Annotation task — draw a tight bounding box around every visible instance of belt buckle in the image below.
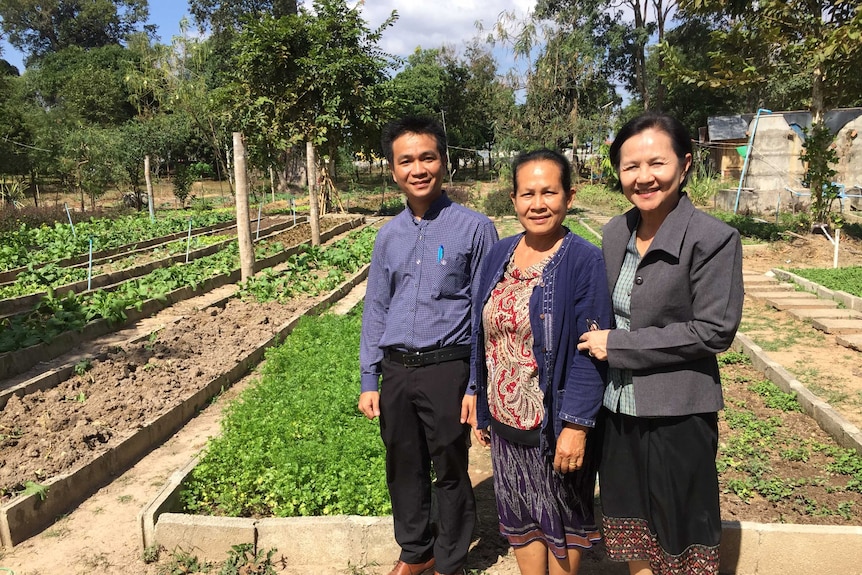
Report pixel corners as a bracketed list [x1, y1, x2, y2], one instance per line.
[403, 351, 423, 367]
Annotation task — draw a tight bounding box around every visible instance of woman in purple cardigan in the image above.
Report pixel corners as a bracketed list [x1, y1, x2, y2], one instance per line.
[578, 113, 744, 575]
[470, 149, 612, 575]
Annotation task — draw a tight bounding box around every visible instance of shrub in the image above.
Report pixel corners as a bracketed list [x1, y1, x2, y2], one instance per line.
[446, 184, 471, 205]
[172, 165, 194, 208]
[483, 186, 513, 217]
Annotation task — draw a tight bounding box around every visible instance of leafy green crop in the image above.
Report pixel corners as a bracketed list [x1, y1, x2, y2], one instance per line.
[788, 266, 862, 298]
[238, 226, 377, 303]
[179, 308, 390, 518]
[0, 210, 235, 272]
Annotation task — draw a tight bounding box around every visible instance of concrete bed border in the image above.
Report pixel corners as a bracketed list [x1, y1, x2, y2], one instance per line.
[0, 219, 369, 549]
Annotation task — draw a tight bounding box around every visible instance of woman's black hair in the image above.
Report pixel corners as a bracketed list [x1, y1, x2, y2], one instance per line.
[608, 113, 693, 190]
[511, 148, 573, 196]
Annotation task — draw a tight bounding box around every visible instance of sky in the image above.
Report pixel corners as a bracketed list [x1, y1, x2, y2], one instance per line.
[1, 0, 537, 73]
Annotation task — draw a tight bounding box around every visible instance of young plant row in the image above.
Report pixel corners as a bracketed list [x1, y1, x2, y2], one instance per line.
[180, 345, 862, 522]
[236, 226, 377, 303]
[0, 225, 377, 355]
[0, 209, 236, 272]
[179, 307, 391, 518]
[717, 351, 862, 521]
[788, 265, 862, 298]
[0, 234, 232, 300]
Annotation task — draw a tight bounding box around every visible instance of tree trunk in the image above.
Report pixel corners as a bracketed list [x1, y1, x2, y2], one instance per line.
[306, 140, 321, 246]
[269, 166, 276, 203]
[233, 132, 256, 281]
[30, 171, 38, 207]
[145, 155, 155, 221]
[631, 0, 650, 109]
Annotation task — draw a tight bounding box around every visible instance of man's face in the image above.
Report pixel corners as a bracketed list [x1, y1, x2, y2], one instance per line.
[390, 132, 445, 209]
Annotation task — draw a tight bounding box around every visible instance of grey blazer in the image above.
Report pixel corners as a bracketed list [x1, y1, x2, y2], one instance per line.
[603, 194, 744, 417]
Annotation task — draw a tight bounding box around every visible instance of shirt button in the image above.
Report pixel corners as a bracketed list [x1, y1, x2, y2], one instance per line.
[416, 259, 421, 264]
[635, 276, 643, 285]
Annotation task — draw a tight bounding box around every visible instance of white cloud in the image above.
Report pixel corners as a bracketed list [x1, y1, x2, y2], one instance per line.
[359, 0, 536, 59]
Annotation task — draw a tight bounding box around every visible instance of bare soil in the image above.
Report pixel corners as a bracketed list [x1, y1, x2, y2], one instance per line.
[1, 210, 862, 575]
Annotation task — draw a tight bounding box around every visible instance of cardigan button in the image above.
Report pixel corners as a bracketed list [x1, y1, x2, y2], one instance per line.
[635, 276, 643, 285]
[539, 313, 545, 319]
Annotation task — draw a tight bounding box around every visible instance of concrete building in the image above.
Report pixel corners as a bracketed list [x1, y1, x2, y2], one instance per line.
[706, 109, 862, 215]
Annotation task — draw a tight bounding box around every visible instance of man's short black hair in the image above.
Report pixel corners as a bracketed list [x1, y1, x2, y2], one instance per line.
[381, 116, 448, 165]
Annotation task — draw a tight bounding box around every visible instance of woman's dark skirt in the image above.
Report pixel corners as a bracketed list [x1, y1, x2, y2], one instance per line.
[598, 408, 721, 574]
[490, 431, 601, 558]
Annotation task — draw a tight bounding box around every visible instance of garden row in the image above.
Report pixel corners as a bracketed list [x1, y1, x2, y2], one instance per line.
[0, 210, 237, 274]
[0, 215, 333, 378]
[0, 220, 378, 547]
[171, 313, 862, 525]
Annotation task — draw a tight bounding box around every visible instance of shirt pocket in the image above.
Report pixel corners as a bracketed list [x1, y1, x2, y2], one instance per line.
[430, 252, 469, 299]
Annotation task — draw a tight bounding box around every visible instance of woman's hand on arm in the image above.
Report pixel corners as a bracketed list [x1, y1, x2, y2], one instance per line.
[553, 423, 589, 474]
[577, 329, 610, 361]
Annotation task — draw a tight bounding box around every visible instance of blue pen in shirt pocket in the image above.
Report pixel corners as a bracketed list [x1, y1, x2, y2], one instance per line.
[437, 244, 446, 265]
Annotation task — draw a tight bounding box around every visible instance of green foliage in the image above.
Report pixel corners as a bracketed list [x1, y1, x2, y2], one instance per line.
[748, 380, 802, 412]
[0, 210, 235, 272]
[685, 147, 731, 207]
[718, 351, 750, 366]
[483, 186, 514, 217]
[573, 183, 630, 214]
[172, 165, 194, 208]
[788, 266, 862, 298]
[564, 217, 601, 247]
[229, 1, 396, 161]
[179, 308, 391, 518]
[74, 358, 93, 376]
[157, 548, 211, 575]
[142, 544, 161, 564]
[218, 544, 277, 575]
[800, 123, 841, 226]
[0, 0, 149, 58]
[22, 480, 49, 500]
[238, 226, 376, 303]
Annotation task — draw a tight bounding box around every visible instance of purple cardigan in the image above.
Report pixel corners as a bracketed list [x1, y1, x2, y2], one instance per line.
[470, 229, 612, 452]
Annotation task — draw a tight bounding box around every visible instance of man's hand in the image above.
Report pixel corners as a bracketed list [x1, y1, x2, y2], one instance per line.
[358, 391, 381, 420]
[461, 393, 476, 426]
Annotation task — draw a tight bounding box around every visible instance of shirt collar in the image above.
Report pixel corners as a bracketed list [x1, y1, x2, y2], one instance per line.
[408, 191, 451, 223]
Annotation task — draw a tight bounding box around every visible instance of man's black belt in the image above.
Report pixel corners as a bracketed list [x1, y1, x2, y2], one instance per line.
[386, 345, 471, 367]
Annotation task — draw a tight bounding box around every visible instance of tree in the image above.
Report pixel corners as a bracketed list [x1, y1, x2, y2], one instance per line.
[24, 45, 136, 126]
[125, 26, 234, 194]
[536, 0, 680, 110]
[0, 0, 153, 62]
[189, 0, 298, 35]
[58, 126, 124, 210]
[460, 42, 515, 172]
[228, 0, 396, 243]
[489, 7, 619, 154]
[664, 0, 862, 223]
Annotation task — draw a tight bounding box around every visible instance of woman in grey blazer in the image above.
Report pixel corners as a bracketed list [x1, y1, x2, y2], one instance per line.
[577, 113, 744, 575]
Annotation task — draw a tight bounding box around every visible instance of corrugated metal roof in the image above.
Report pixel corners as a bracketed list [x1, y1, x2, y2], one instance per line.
[707, 115, 752, 141]
[707, 108, 862, 141]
